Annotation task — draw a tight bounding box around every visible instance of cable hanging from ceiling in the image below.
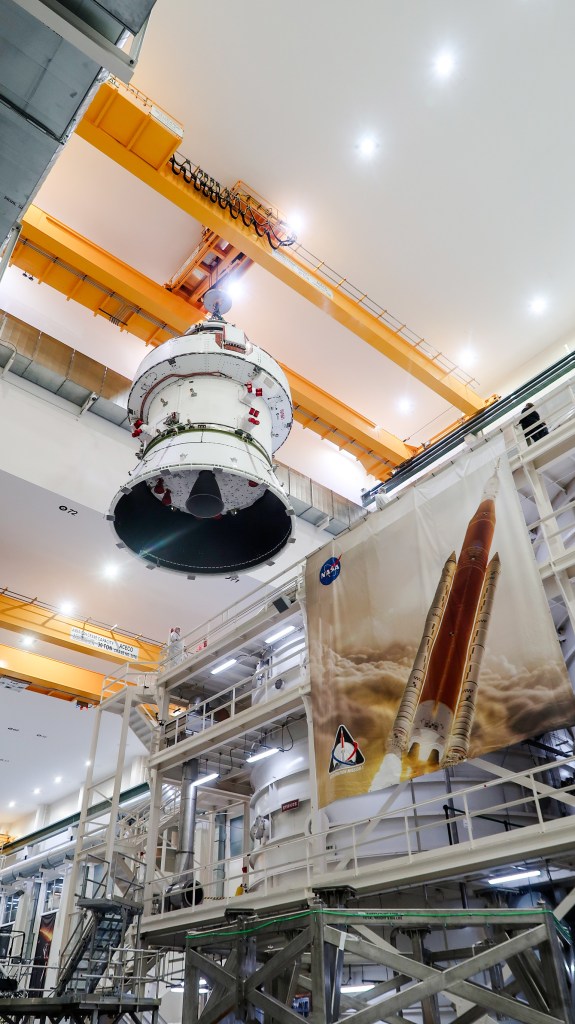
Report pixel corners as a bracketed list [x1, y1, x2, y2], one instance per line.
[169, 154, 296, 251]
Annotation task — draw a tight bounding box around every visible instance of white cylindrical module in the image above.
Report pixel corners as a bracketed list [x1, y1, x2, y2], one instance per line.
[108, 320, 295, 575]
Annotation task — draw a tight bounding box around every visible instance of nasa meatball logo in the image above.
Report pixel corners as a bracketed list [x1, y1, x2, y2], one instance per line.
[329, 724, 365, 775]
[319, 554, 342, 586]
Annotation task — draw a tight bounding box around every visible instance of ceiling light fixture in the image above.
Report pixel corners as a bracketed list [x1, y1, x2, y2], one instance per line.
[225, 278, 243, 301]
[33, 788, 40, 795]
[434, 49, 455, 79]
[357, 136, 377, 158]
[8, 801, 15, 808]
[398, 397, 413, 414]
[246, 747, 279, 764]
[85, 760, 91, 766]
[210, 658, 237, 675]
[54, 776, 62, 783]
[341, 984, 375, 994]
[459, 347, 477, 369]
[21, 635, 34, 648]
[286, 212, 304, 236]
[488, 870, 541, 886]
[191, 772, 219, 788]
[59, 601, 74, 616]
[529, 296, 548, 316]
[264, 625, 296, 644]
[103, 564, 119, 579]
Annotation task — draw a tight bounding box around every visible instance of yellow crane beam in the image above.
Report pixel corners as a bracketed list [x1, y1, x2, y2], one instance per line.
[284, 368, 415, 472]
[75, 79, 490, 417]
[14, 206, 202, 345]
[0, 643, 105, 704]
[12, 207, 416, 473]
[0, 592, 161, 668]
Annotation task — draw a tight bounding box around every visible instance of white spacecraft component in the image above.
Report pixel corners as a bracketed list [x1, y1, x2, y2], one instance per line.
[108, 316, 295, 574]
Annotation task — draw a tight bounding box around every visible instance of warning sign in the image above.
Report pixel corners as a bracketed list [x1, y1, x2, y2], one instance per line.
[329, 724, 365, 775]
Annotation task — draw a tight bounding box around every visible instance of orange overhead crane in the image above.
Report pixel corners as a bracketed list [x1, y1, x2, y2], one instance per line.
[72, 78, 491, 417]
[0, 590, 161, 668]
[8, 78, 497, 479]
[12, 207, 417, 478]
[0, 642, 105, 705]
[165, 226, 252, 309]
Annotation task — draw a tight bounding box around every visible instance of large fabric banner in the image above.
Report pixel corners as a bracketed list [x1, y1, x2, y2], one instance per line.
[307, 441, 575, 809]
[29, 911, 56, 993]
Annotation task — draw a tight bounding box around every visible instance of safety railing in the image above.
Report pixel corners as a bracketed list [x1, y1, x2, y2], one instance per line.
[506, 380, 575, 572]
[56, 944, 165, 999]
[148, 753, 575, 915]
[101, 663, 158, 702]
[0, 956, 59, 996]
[79, 855, 145, 905]
[0, 929, 24, 961]
[157, 567, 303, 675]
[161, 636, 307, 751]
[508, 378, 575, 459]
[286, 239, 479, 389]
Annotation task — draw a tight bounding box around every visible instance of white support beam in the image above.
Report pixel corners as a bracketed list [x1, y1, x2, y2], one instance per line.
[553, 885, 575, 921]
[472, 757, 575, 811]
[10, 0, 140, 82]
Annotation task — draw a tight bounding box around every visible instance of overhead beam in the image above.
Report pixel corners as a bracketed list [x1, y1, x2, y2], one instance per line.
[284, 366, 414, 464]
[12, 208, 414, 473]
[0, 592, 161, 667]
[0, 642, 105, 704]
[75, 79, 488, 416]
[14, 205, 201, 345]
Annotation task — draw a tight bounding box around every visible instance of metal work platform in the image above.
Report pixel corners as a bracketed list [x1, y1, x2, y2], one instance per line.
[0, 994, 159, 1024]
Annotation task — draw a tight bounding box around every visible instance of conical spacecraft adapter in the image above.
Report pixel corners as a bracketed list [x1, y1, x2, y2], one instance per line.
[108, 317, 295, 575]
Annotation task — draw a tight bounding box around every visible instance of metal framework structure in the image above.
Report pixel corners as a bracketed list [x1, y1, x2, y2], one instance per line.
[0, 993, 160, 1024]
[71, 79, 488, 416]
[165, 227, 252, 310]
[4, 380, 575, 1022]
[181, 903, 574, 1024]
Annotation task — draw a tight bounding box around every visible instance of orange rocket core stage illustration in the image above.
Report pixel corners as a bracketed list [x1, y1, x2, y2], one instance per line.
[369, 469, 502, 791]
[417, 491, 496, 719]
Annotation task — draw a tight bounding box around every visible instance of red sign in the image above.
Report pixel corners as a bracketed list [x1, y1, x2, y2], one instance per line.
[281, 799, 299, 812]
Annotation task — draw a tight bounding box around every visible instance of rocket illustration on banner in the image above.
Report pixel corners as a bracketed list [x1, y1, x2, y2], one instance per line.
[370, 468, 501, 790]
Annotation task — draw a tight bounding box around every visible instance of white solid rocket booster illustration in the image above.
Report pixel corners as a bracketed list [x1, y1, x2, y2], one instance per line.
[370, 469, 500, 790]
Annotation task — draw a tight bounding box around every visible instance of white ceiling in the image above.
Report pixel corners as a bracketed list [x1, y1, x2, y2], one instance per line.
[4, 0, 575, 447]
[0, 468, 327, 643]
[2, 0, 575, 830]
[0, 687, 146, 829]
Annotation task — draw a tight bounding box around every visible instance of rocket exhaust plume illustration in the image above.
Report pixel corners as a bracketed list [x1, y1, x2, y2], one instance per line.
[370, 469, 501, 789]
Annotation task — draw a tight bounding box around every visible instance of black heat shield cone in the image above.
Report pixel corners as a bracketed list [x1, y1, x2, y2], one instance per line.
[113, 481, 293, 574]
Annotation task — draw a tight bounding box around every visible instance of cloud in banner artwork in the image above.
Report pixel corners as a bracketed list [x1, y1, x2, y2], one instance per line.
[312, 643, 574, 805]
[307, 449, 575, 809]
